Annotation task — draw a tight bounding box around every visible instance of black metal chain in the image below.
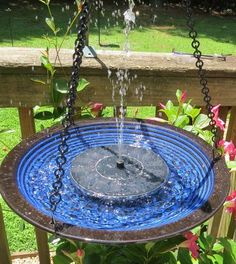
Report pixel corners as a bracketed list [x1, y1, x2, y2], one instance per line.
[185, 0, 221, 161]
[49, 1, 90, 233]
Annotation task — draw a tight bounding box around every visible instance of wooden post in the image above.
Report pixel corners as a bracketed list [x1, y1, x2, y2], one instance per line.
[207, 107, 230, 238]
[0, 204, 12, 264]
[219, 106, 230, 139]
[227, 217, 236, 239]
[208, 207, 224, 238]
[18, 107, 51, 264]
[226, 107, 236, 145]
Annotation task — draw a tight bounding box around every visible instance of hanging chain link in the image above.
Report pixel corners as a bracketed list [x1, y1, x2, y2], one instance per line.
[185, 0, 221, 161]
[49, 1, 90, 233]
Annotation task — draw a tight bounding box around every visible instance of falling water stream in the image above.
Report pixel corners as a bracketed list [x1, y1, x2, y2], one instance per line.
[114, 0, 136, 164]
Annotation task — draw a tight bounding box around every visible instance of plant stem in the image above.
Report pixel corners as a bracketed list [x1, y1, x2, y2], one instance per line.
[54, 11, 81, 66]
[47, 3, 53, 20]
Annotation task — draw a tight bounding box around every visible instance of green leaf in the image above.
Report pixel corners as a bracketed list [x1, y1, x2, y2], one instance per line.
[183, 125, 194, 132]
[160, 108, 179, 124]
[48, 234, 61, 244]
[213, 253, 223, 264]
[186, 108, 201, 121]
[145, 242, 155, 253]
[193, 114, 210, 129]
[122, 245, 146, 264]
[154, 252, 177, 264]
[149, 236, 185, 257]
[197, 130, 214, 145]
[53, 107, 66, 120]
[40, 55, 55, 75]
[109, 256, 130, 264]
[54, 79, 69, 94]
[53, 79, 68, 105]
[55, 241, 72, 255]
[53, 254, 72, 264]
[45, 18, 56, 33]
[84, 254, 101, 264]
[213, 243, 224, 252]
[38, 0, 47, 5]
[176, 89, 182, 103]
[34, 111, 53, 120]
[183, 103, 193, 113]
[177, 248, 192, 264]
[77, 78, 90, 92]
[166, 100, 174, 110]
[199, 254, 214, 264]
[174, 115, 189, 128]
[30, 78, 46, 85]
[182, 100, 193, 112]
[199, 235, 210, 251]
[227, 161, 236, 169]
[219, 238, 236, 263]
[45, 17, 60, 34]
[0, 129, 15, 134]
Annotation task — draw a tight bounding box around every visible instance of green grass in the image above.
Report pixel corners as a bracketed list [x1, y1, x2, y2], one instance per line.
[0, 108, 36, 253]
[0, 108, 55, 252]
[0, 2, 235, 54]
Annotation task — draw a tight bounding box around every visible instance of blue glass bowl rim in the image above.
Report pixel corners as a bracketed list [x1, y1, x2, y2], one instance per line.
[0, 118, 230, 244]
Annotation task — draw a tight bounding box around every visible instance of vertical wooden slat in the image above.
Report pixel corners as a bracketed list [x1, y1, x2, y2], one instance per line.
[35, 228, 51, 263]
[212, 107, 236, 238]
[226, 172, 236, 239]
[226, 107, 236, 145]
[227, 217, 236, 239]
[208, 207, 224, 238]
[218, 106, 230, 139]
[206, 107, 229, 238]
[155, 106, 159, 117]
[217, 172, 236, 237]
[0, 204, 12, 264]
[18, 107, 51, 264]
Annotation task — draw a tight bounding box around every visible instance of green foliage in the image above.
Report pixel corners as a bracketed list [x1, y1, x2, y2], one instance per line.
[0, 198, 37, 253]
[1, 2, 236, 55]
[52, 236, 185, 264]
[51, 230, 236, 264]
[31, 1, 97, 123]
[159, 89, 213, 144]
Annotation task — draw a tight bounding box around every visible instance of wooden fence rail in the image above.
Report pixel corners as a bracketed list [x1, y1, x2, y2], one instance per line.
[0, 47, 236, 263]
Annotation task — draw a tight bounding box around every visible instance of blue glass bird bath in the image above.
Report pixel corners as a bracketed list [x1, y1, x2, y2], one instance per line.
[0, 119, 230, 243]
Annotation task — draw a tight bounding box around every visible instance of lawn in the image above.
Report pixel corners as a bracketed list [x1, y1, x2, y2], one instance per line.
[0, 0, 236, 254]
[0, 2, 235, 55]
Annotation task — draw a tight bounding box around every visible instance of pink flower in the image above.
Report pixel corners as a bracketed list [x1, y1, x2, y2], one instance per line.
[218, 140, 236, 161]
[159, 103, 165, 109]
[91, 103, 104, 112]
[179, 231, 199, 259]
[211, 104, 225, 131]
[180, 90, 187, 103]
[76, 249, 85, 258]
[224, 191, 236, 219]
[89, 102, 104, 116]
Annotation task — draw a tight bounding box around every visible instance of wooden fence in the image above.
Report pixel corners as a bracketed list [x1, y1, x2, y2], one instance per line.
[0, 47, 235, 263]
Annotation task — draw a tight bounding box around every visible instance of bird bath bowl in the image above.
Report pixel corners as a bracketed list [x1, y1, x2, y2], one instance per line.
[0, 118, 230, 243]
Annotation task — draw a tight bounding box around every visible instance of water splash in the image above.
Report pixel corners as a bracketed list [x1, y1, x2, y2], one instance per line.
[123, 0, 135, 55]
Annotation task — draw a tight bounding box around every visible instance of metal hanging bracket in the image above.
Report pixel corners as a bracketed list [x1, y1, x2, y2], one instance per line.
[83, 45, 97, 58]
